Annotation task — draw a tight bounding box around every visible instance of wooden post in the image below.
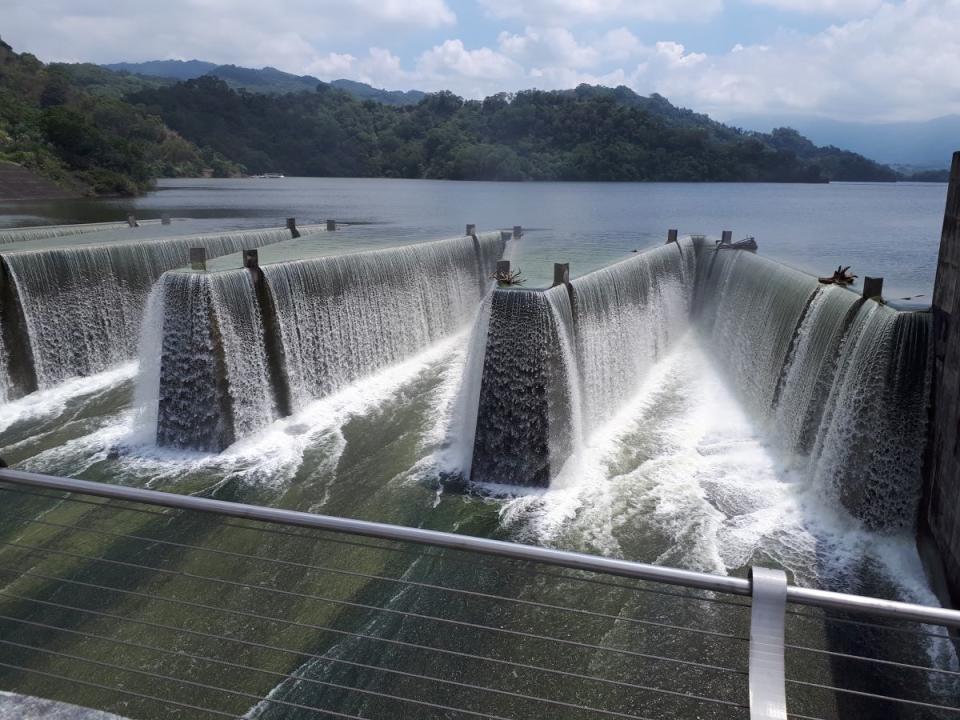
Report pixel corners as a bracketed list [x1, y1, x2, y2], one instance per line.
[721, 230, 733, 245]
[190, 247, 207, 271]
[552, 263, 570, 287]
[326, 219, 336, 232]
[862, 277, 883, 299]
[667, 229, 678, 244]
[466, 224, 477, 237]
[513, 225, 523, 239]
[286, 217, 300, 238]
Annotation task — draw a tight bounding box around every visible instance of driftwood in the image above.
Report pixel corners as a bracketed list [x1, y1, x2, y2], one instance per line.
[717, 236, 758, 251]
[492, 268, 525, 286]
[819, 265, 858, 285]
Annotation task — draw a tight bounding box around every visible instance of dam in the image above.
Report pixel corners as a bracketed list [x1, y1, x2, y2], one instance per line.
[0, 222, 321, 402]
[0, 171, 958, 719]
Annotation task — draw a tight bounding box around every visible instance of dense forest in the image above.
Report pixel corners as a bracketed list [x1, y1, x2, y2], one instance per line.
[0, 39, 237, 195]
[130, 77, 899, 183]
[0, 36, 927, 195]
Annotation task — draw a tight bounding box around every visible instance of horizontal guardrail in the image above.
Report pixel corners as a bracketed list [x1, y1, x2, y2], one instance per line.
[0, 467, 957, 720]
[0, 467, 957, 629]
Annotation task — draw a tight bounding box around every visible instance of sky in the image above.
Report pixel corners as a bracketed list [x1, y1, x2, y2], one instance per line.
[2, 0, 959, 123]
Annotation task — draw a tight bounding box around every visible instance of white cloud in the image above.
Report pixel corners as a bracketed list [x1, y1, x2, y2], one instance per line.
[2, 0, 455, 65]
[645, 0, 960, 121]
[746, 0, 884, 16]
[477, 0, 723, 23]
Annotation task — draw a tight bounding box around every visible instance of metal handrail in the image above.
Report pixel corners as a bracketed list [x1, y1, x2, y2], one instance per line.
[1, 467, 958, 629]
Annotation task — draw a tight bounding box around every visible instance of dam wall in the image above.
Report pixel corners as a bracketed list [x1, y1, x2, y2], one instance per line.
[925, 151, 960, 606]
[696, 246, 930, 531]
[467, 239, 696, 487]
[0, 219, 161, 245]
[465, 237, 930, 521]
[148, 231, 507, 451]
[0, 224, 312, 402]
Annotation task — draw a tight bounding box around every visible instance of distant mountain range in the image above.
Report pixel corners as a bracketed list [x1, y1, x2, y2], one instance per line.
[730, 114, 960, 169]
[102, 59, 426, 106]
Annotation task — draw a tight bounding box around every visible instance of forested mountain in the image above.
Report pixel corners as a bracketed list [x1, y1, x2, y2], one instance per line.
[129, 77, 899, 182]
[0, 37, 916, 194]
[0, 39, 238, 195]
[98, 59, 425, 105]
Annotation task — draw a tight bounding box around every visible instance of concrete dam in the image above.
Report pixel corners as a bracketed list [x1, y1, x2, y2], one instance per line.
[0, 223, 319, 402]
[143, 231, 508, 450]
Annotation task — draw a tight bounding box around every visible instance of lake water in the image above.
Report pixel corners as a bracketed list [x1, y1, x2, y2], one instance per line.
[2, 177, 947, 297]
[0, 178, 954, 718]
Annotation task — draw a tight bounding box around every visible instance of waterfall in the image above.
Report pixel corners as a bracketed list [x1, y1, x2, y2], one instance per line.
[465, 240, 696, 488]
[264, 233, 505, 411]
[470, 285, 577, 488]
[811, 303, 930, 529]
[570, 241, 695, 431]
[0, 220, 161, 245]
[696, 247, 931, 530]
[152, 269, 278, 450]
[773, 285, 862, 453]
[696, 249, 819, 417]
[150, 232, 506, 450]
[0, 226, 304, 398]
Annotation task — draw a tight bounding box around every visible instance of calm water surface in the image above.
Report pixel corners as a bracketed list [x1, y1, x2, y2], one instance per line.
[1, 177, 947, 297]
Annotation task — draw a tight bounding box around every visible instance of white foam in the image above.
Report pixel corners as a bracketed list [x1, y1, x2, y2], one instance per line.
[0, 362, 137, 434]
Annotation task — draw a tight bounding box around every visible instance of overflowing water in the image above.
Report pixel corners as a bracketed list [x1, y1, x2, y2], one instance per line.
[0, 220, 160, 245]
[0, 226, 307, 401]
[265, 233, 504, 411]
[145, 232, 506, 450]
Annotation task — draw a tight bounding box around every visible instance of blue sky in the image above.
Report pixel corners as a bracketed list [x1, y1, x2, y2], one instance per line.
[3, 0, 959, 122]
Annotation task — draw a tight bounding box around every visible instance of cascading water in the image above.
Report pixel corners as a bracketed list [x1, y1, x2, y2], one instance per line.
[465, 240, 696, 488]
[695, 246, 931, 530]
[811, 303, 930, 529]
[570, 241, 695, 431]
[470, 285, 577, 488]
[0, 219, 160, 245]
[263, 233, 505, 411]
[151, 269, 278, 450]
[150, 232, 506, 450]
[695, 248, 819, 416]
[0, 226, 303, 399]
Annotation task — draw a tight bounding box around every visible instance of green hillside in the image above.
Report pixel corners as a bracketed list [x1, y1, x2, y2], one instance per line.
[130, 77, 899, 182]
[0, 39, 237, 196]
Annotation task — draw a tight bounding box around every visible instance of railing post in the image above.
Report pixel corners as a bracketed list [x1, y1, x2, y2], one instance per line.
[749, 567, 788, 720]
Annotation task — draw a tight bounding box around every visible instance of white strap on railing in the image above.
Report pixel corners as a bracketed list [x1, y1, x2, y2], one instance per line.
[749, 567, 788, 720]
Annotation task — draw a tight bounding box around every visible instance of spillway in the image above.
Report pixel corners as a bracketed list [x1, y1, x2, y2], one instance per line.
[0, 225, 311, 402]
[463, 238, 930, 527]
[0, 219, 161, 245]
[148, 232, 507, 451]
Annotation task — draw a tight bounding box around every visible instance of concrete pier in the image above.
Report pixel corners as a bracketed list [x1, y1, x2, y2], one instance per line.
[552, 263, 570, 287]
[513, 225, 523, 239]
[190, 247, 207, 271]
[862, 277, 883, 300]
[326, 220, 336, 232]
[287, 218, 300, 238]
[721, 230, 733, 245]
[924, 150, 960, 607]
[466, 224, 477, 237]
[667, 229, 678, 244]
[496, 260, 510, 275]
